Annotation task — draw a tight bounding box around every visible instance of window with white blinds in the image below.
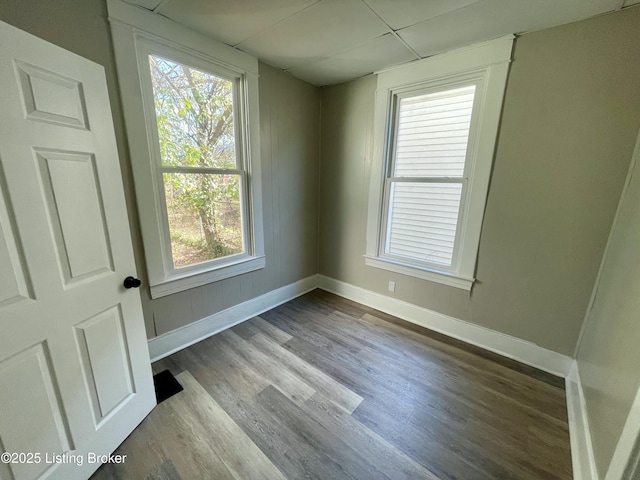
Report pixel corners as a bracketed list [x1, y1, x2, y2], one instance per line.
[365, 36, 512, 290]
[384, 85, 475, 268]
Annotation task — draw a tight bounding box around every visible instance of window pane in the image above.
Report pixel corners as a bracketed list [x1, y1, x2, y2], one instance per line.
[163, 173, 244, 268]
[386, 182, 462, 267]
[394, 85, 475, 178]
[149, 55, 236, 169]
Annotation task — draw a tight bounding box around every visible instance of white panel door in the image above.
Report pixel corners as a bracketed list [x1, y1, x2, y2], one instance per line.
[0, 20, 156, 480]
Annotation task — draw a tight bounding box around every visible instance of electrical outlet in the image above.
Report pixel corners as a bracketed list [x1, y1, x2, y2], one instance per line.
[388, 280, 396, 292]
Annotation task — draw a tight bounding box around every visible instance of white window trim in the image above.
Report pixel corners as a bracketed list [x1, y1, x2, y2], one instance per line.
[365, 36, 514, 291]
[108, 0, 264, 299]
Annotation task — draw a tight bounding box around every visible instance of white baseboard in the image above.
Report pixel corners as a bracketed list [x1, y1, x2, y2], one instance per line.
[148, 272, 573, 377]
[147, 275, 318, 362]
[604, 370, 640, 480]
[566, 362, 598, 480]
[317, 275, 573, 377]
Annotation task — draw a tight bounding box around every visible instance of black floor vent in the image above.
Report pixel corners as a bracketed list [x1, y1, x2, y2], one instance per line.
[153, 369, 183, 404]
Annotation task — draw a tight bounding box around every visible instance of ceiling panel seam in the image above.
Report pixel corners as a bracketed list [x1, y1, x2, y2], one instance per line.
[232, 0, 322, 47]
[359, 0, 421, 59]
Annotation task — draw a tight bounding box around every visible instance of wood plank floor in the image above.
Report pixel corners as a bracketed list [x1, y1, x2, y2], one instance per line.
[91, 290, 572, 480]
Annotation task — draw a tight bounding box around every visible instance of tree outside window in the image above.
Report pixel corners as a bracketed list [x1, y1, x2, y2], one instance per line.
[149, 55, 244, 268]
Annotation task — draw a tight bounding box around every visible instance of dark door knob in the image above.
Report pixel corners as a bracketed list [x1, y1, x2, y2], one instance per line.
[123, 276, 141, 289]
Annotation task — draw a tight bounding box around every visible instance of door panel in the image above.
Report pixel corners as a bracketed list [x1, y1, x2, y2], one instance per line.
[0, 170, 33, 307]
[35, 149, 114, 284]
[0, 343, 73, 480]
[75, 306, 134, 422]
[0, 19, 155, 480]
[15, 60, 89, 129]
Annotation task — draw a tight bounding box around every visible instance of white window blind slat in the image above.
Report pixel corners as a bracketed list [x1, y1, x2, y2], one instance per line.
[393, 192, 462, 200]
[390, 230, 457, 244]
[393, 194, 462, 204]
[399, 110, 473, 123]
[398, 135, 469, 143]
[399, 100, 474, 120]
[397, 124, 471, 136]
[401, 91, 475, 107]
[398, 116, 472, 130]
[390, 246, 453, 263]
[400, 98, 474, 114]
[397, 146, 468, 154]
[391, 223, 460, 234]
[391, 216, 459, 228]
[394, 169, 465, 177]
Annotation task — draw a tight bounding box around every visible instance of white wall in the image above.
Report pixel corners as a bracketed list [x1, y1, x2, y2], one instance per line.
[576, 131, 640, 477]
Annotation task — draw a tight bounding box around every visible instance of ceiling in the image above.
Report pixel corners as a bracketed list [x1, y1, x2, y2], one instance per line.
[123, 0, 638, 86]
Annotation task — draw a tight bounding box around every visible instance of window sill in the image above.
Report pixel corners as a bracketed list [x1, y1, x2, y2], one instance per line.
[364, 255, 474, 291]
[149, 255, 265, 299]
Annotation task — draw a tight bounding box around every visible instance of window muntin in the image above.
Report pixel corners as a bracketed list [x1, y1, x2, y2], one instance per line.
[148, 54, 248, 271]
[381, 84, 476, 270]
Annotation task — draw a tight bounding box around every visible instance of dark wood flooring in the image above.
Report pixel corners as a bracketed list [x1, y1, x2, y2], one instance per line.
[91, 289, 572, 480]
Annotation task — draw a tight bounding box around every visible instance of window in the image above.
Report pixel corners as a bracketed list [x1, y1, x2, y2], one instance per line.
[108, 0, 264, 298]
[385, 85, 475, 268]
[366, 37, 513, 290]
[149, 55, 246, 269]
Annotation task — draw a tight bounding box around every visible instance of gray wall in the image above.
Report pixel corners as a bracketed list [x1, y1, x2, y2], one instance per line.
[0, 0, 321, 338]
[318, 6, 640, 356]
[576, 140, 640, 475]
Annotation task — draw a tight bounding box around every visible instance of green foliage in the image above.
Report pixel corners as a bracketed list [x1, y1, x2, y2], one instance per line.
[150, 55, 243, 267]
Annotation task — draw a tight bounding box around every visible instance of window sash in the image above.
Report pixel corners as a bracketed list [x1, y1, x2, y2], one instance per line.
[148, 54, 243, 171]
[157, 170, 249, 275]
[391, 85, 476, 180]
[379, 84, 477, 272]
[144, 50, 254, 275]
[381, 177, 466, 270]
